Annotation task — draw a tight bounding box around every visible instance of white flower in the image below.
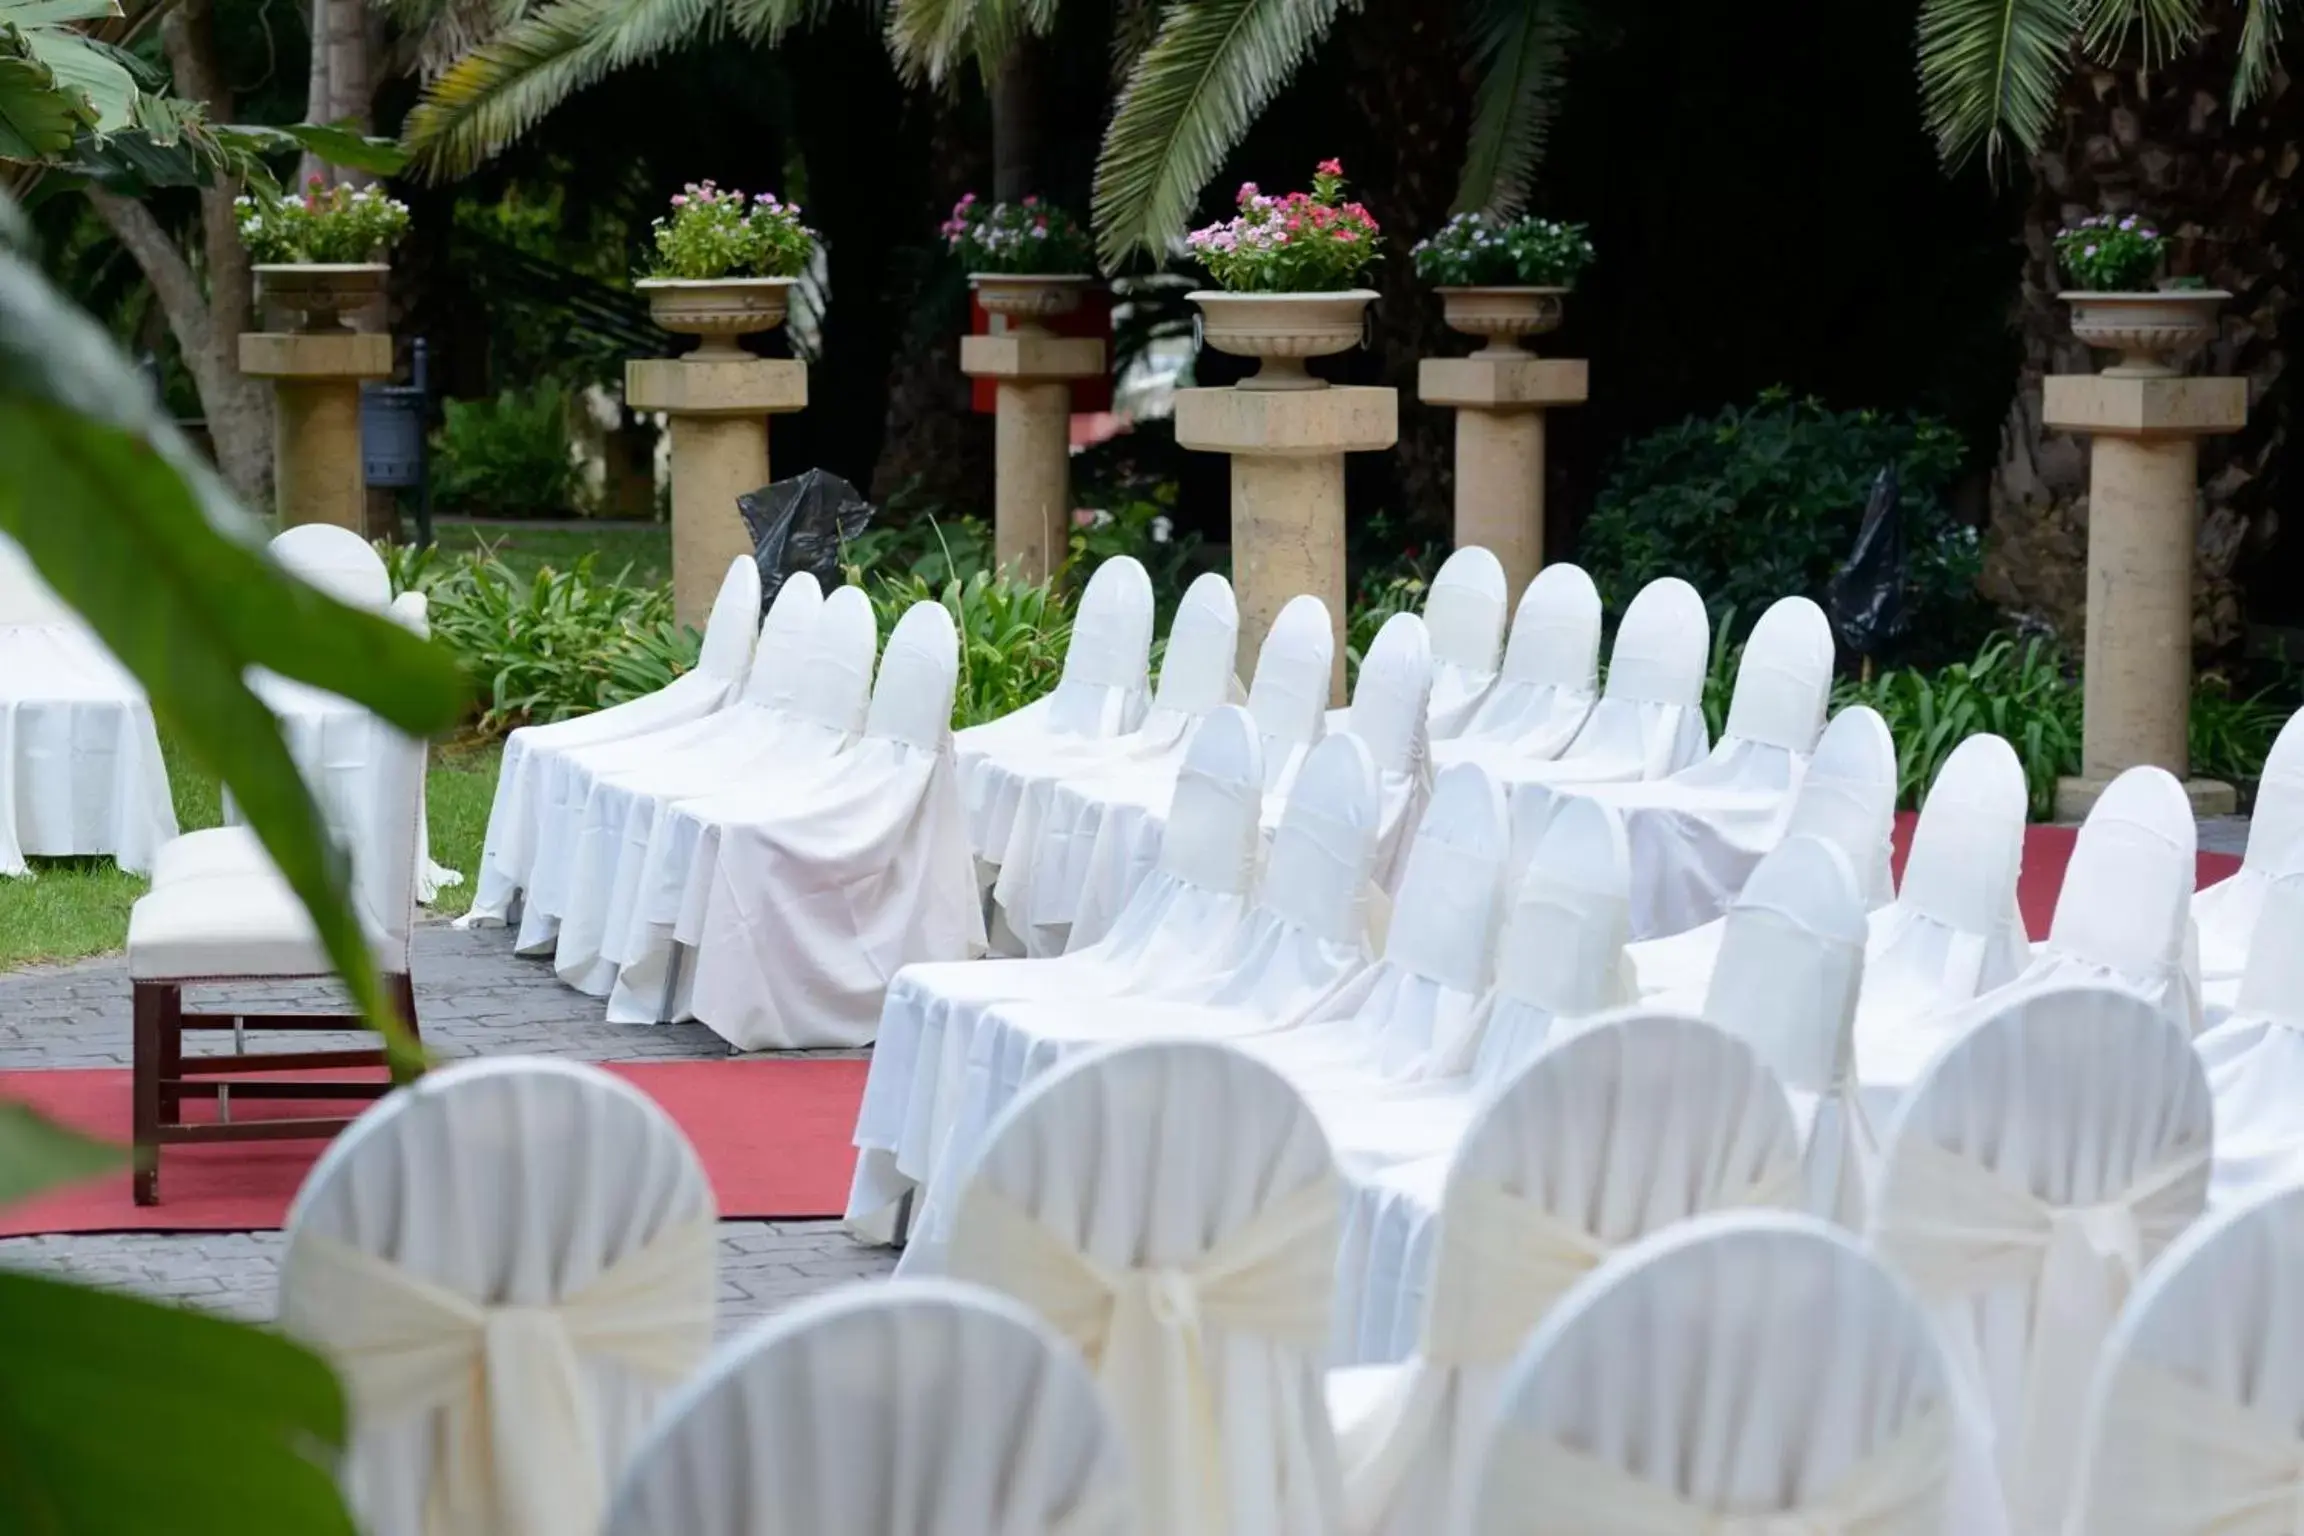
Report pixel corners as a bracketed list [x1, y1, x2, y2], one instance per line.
[1150, 515, 1173, 544]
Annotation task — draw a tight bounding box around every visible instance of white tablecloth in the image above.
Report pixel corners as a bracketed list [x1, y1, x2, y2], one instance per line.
[1, 623, 176, 876]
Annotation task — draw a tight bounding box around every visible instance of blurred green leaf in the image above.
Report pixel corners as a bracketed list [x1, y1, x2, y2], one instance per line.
[0, 1103, 121, 1204]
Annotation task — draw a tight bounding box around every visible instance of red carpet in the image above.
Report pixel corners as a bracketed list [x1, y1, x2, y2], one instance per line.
[0, 1058, 866, 1236]
[1890, 816, 2239, 941]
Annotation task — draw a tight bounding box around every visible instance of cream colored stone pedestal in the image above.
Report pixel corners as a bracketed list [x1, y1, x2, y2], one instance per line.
[2043, 373, 2248, 820]
[239, 331, 394, 532]
[1419, 356, 1587, 598]
[1175, 385, 1398, 703]
[626, 356, 808, 630]
[961, 332, 1105, 583]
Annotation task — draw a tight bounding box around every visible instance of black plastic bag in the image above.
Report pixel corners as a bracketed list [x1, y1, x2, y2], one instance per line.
[737, 469, 876, 613]
[1825, 466, 1909, 662]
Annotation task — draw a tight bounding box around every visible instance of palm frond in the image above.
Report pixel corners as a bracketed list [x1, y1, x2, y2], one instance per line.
[1453, 0, 1579, 218]
[2076, 0, 2199, 69]
[724, 0, 812, 44]
[1109, 0, 1160, 86]
[400, 0, 720, 178]
[1916, 0, 2077, 172]
[1091, 0, 1347, 269]
[883, 0, 972, 79]
[2233, 0, 2294, 107]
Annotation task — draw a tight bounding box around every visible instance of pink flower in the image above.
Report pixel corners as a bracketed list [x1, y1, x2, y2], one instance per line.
[1317, 157, 1343, 176]
[671, 194, 689, 207]
[1336, 230, 1357, 242]
[1072, 508, 1096, 528]
[1022, 194, 1039, 207]
[1238, 181, 1259, 202]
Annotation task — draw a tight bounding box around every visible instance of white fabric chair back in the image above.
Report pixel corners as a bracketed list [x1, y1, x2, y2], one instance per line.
[1156, 704, 1266, 897]
[696, 557, 766, 681]
[1786, 705, 1898, 906]
[1049, 556, 1155, 732]
[1425, 546, 1507, 675]
[1867, 984, 2212, 1533]
[1599, 576, 1710, 707]
[2238, 862, 2304, 1022]
[789, 583, 879, 734]
[363, 706, 427, 963]
[1383, 763, 1508, 995]
[1899, 732, 2028, 935]
[279, 1059, 717, 1536]
[2240, 708, 2304, 879]
[2068, 1183, 2304, 1536]
[1346, 611, 1434, 780]
[1470, 1213, 1958, 1535]
[270, 523, 392, 611]
[2045, 766, 2197, 998]
[950, 1039, 1345, 1536]
[1245, 594, 1335, 790]
[1474, 799, 1633, 1085]
[1258, 731, 1382, 946]
[1704, 835, 1865, 1097]
[735, 571, 821, 708]
[1500, 562, 1601, 692]
[605, 1280, 1130, 1536]
[863, 600, 960, 750]
[0, 532, 73, 627]
[1149, 571, 1240, 717]
[1720, 595, 1835, 752]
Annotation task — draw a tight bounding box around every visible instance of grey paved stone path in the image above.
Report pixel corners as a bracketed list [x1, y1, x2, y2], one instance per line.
[0, 924, 895, 1338]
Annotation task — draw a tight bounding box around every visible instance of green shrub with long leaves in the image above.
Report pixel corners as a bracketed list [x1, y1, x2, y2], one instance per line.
[861, 567, 1076, 729]
[2192, 674, 2293, 792]
[1835, 634, 2080, 820]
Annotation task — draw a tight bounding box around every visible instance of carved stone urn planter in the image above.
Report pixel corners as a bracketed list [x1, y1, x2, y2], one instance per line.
[253, 263, 389, 333]
[636, 277, 796, 356]
[1436, 285, 1567, 357]
[2061, 289, 2229, 377]
[1188, 289, 1377, 391]
[970, 273, 1094, 334]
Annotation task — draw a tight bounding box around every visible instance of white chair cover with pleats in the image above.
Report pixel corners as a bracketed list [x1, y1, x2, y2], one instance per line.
[678, 601, 980, 1049]
[277, 1058, 717, 1536]
[466, 555, 759, 925]
[2194, 707, 2304, 1020]
[1331, 1014, 1803, 1535]
[2067, 1183, 2304, 1536]
[1866, 985, 2212, 1535]
[1862, 730, 2031, 1014]
[950, 1040, 1346, 1536]
[1470, 1212, 1982, 1536]
[605, 1280, 1132, 1536]
[845, 706, 1268, 1242]
[1435, 562, 1601, 767]
[2195, 861, 2304, 1208]
[1701, 834, 1872, 1227]
[1008, 593, 1332, 958]
[1422, 546, 1506, 738]
[954, 554, 1154, 797]
[898, 732, 1383, 1277]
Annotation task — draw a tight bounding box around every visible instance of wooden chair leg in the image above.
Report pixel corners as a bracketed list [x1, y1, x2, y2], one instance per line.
[155, 986, 183, 1124]
[131, 982, 170, 1206]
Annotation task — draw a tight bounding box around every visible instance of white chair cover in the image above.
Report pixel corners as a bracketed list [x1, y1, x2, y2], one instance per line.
[1422, 546, 1506, 739]
[950, 1039, 1346, 1536]
[1333, 610, 1434, 896]
[2194, 707, 2304, 1019]
[898, 731, 1383, 1277]
[2067, 1183, 2304, 1536]
[1702, 834, 1872, 1227]
[268, 523, 393, 609]
[465, 556, 759, 925]
[1333, 1015, 1802, 1535]
[0, 532, 177, 876]
[1436, 562, 1601, 767]
[2195, 860, 2304, 1208]
[1024, 595, 1332, 957]
[604, 1280, 1131, 1536]
[845, 705, 1267, 1242]
[681, 600, 979, 1048]
[1866, 985, 2212, 1534]
[277, 1059, 716, 1536]
[1471, 1211, 1972, 1535]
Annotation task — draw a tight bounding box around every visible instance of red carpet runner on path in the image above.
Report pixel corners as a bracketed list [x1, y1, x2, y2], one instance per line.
[0, 826, 2243, 1236]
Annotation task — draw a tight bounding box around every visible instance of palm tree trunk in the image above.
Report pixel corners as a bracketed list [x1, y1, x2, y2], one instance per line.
[1983, 11, 2298, 655]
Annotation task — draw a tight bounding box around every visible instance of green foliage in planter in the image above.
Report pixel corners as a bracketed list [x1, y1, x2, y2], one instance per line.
[942, 193, 1097, 275]
[647, 182, 816, 280]
[429, 379, 580, 519]
[2055, 214, 2164, 292]
[1412, 213, 1594, 288]
[234, 178, 411, 263]
[1578, 389, 1986, 666]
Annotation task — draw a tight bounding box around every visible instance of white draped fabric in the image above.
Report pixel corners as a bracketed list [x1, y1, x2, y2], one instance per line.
[2194, 864, 2304, 1207]
[2068, 1184, 2304, 1536]
[949, 1040, 1347, 1536]
[1469, 1214, 1977, 1536]
[1433, 562, 1601, 767]
[2193, 708, 2303, 1020]
[604, 1281, 1132, 1536]
[1329, 1014, 1803, 1536]
[465, 556, 760, 925]
[1865, 984, 2211, 1535]
[1420, 546, 1506, 739]
[278, 1059, 717, 1536]
[844, 705, 1269, 1242]
[0, 533, 176, 876]
[680, 602, 980, 1049]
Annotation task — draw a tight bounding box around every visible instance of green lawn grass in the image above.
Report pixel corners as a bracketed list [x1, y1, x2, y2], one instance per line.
[421, 519, 671, 588]
[0, 737, 503, 972]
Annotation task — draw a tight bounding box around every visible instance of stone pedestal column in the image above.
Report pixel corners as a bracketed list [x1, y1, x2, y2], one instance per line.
[1419, 355, 1587, 598]
[1175, 386, 1398, 704]
[626, 356, 807, 630]
[2043, 372, 2248, 819]
[239, 331, 393, 531]
[960, 331, 1105, 582]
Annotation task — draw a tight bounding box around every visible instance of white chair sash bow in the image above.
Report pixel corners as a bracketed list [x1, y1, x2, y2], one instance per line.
[2083, 1362, 2304, 1535]
[282, 1218, 717, 1536]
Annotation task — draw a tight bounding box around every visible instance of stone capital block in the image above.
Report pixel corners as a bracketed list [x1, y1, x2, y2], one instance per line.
[1173, 384, 1398, 459]
[2042, 374, 2249, 439]
[1418, 356, 1589, 411]
[626, 356, 808, 418]
[960, 333, 1106, 382]
[238, 330, 393, 381]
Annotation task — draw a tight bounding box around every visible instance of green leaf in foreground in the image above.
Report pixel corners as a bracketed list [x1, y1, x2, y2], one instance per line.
[0, 1270, 353, 1535]
[0, 1102, 121, 1205]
